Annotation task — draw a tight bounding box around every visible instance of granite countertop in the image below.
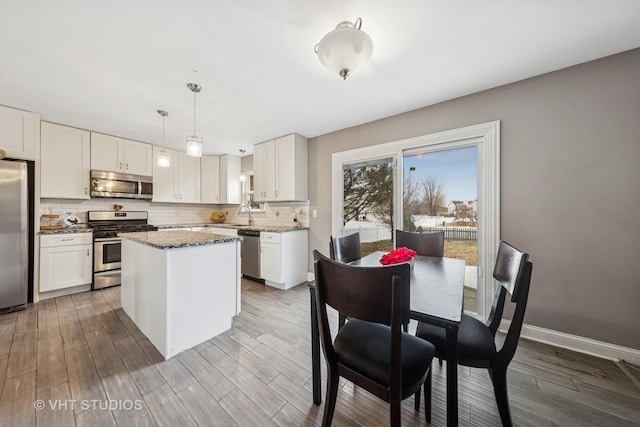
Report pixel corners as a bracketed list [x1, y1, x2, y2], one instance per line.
[121, 230, 240, 249]
[39, 227, 92, 235]
[156, 223, 308, 233]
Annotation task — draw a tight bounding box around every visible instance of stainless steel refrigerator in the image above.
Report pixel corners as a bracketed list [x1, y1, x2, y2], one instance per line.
[0, 159, 29, 312]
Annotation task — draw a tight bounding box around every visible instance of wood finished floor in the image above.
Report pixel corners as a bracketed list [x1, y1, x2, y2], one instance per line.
[0, 279, 639, 426]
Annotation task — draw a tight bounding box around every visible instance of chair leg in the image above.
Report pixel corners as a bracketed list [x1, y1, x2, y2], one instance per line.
[322, 371, 339, 427]
[489, 367, 513, 427]
[390, 393, 401, 427]
[338, 313, 346, 329]
[414, 387, 420, 410]
[424, 368, 432, 423]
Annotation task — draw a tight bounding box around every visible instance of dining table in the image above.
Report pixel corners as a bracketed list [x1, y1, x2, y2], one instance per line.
[309, 251, 466, 426]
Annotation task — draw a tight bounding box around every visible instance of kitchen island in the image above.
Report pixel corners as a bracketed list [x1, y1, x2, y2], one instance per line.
[120, 230, 241, 359]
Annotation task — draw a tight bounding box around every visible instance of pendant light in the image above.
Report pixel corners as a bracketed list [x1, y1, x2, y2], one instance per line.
[315, 18, 373, 80]
[156, 110, 170, 168]
[186, 83, 203, 157]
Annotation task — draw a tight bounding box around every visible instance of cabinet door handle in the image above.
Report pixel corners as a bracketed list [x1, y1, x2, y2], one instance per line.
[120, 162, 123, 170]
[84, 187, 88, 194]
[61, 238, 73, 241]
[86, 249, 90, 256]
[126, 163, 129, 170]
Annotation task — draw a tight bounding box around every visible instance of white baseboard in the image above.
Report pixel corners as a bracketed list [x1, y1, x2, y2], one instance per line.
[500, 320, 640, 366]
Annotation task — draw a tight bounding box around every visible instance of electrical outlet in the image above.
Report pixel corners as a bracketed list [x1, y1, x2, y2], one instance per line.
[312, 209, 318, 218]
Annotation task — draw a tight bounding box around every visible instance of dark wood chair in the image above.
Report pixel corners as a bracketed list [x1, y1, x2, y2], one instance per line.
[313, 250, 435, 426]
[395, 229, 444, 257]
[415, 241, 533, 427]
[329, 233, 362, 328]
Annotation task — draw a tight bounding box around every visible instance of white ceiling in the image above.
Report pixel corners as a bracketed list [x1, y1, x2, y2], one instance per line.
[2, 1, 640, 156]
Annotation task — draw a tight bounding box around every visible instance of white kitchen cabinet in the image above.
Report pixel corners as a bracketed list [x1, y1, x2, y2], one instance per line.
[220, 154, 241, 204]
[178, 151, 201, 203]
[39, 233, 93, 293]
[0, 105, 39, 160]
[253, 141, 275, 202]
[200, 155, 220, 203]
[91, 132, 153, 176]
[152, 147, 201, 203]
[41, 122, 91, 199]
[260, 230, 308, 290]
[253, 134, 307, 202]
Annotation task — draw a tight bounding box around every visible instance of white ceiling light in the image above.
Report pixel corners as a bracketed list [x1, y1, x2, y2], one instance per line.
[315, 18, 373, 80]
[186, 83, 203, 157]
[157, 109, 170, 168]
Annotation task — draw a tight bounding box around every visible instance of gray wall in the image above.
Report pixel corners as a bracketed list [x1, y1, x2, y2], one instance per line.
[307, 48, 640, 350]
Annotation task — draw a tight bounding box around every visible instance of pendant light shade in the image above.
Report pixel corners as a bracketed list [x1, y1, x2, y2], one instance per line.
[157, 109, 170, 168]
[315, 18, 373, 80]
[186, 135, 203, 157]
[186, 83, 203, 157]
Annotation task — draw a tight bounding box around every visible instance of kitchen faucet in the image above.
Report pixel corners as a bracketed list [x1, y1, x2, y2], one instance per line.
[238, 205, 254, 225]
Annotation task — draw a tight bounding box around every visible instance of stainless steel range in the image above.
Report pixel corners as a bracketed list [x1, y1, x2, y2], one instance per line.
[88, 211, 158, 290]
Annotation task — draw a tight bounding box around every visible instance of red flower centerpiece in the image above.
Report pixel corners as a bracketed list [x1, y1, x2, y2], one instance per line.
[380, 247, 417, 266]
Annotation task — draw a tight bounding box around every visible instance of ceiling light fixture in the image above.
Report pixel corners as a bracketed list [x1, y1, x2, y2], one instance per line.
[186, 83, 203, 157]
[315, 17, 373, 80]
[157, 110, 170, 168]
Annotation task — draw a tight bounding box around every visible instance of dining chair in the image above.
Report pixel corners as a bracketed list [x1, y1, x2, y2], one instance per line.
[414, 241, 533, 427]
[395, 229, 445, 257]
[313, 250, 435, 426]
[329, 232, 362, 328]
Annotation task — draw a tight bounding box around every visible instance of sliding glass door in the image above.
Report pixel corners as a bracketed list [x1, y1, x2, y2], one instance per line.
[332, 121, 499, 318]
[403, 146, 480, 313]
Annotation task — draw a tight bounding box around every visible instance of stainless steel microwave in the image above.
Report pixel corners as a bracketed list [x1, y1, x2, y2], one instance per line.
[90, 170, 153, 200]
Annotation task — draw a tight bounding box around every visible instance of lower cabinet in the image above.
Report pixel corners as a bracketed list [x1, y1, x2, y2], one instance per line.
[40, 233, 93, 293]
[260, 230, 308, 290]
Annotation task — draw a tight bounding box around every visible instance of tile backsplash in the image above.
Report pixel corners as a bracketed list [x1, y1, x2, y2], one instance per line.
[40, 198, 310, 228]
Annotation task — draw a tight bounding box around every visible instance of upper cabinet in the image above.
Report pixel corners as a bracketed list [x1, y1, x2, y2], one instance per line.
[91, 132, 152, 176]
[220, 154, 241, 204]
[0, 105, 40, 161]
[253, 134, 307, 202]
[152, 147, 201, 203]
[41, 122, 91, 199]
[253, 141, 275, 202]
[201, 155, 221, 204]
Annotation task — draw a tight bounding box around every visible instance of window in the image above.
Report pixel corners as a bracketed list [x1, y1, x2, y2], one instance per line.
[341, 158, 394, 255]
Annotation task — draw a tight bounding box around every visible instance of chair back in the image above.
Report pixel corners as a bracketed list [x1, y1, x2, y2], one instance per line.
[329, 232, 362, 263]
[313, 250, 410, 327]
[395, 230, 444, 257]
[493, 241, 529, 301]
[490, 241, 533, 364]
[484, 241, 528, 333]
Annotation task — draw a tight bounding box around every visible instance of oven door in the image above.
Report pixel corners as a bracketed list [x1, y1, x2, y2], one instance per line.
[94, 237, 121, 272]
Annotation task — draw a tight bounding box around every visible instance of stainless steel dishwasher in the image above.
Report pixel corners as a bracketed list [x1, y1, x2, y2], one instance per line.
[238, 229, 261, 281]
